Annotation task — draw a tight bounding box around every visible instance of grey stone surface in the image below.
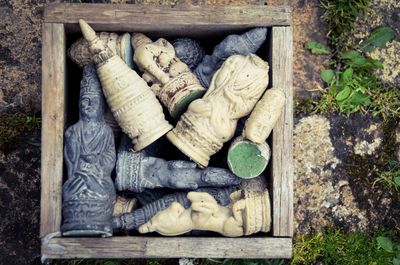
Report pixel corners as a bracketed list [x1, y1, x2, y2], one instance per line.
[62, 64, 116, 237]
[115, 134, 241, 192]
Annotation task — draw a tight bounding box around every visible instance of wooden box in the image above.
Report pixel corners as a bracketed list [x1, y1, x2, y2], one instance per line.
[41, 3, 293, 262]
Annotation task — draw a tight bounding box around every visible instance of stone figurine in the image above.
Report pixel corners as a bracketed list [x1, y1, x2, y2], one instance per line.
[227, 136, 271, 179]
[131, 33, 206, 118]
[167, 54, 269, 167]
[195, 28, 267, 88]
[115, 134, 241, 192]
[79, 19, 172, 151]
[138, 188, 271, 237]
[171, 38, 205, 70]
[244, 87, 286, 144]
[61, 64, 116, 237]
[113, 186, 238, 231]
[68, 32, 134, 68]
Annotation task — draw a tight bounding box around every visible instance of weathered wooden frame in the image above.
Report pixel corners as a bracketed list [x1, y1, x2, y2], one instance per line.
[41, 3, 293, 262]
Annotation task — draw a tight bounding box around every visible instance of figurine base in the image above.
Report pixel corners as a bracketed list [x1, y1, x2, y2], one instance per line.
[62, 224, 113, 237]
[227, 139, 270, 179]
[133, 123, 172, 151]
[167, 130, 209, 168]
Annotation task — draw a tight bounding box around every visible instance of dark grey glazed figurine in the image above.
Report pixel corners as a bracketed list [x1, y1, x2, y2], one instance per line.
[115, 135, 241, 192]
[62, 64, 116, 237]
[171, 38, 205, 70]
[194, 27, 268, 88]
[112, 186, 238, 230]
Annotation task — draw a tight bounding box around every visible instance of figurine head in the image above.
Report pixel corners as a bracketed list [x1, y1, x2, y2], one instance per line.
[79, 64, 105, 122]
[131, 33, 153, 49]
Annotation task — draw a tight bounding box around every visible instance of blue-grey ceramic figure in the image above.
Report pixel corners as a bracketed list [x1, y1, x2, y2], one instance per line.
[194, 27, 267, 88]
[62, 64, 116, 237]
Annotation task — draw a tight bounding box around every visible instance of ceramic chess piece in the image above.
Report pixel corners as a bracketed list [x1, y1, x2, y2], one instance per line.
[138, 186, 271, 237]
[112, 186, 237, 231]
[167, 54, 269, 167]
[195, 28, 267, 88]
[131, 33, 206, 118]
[244, 87, 285, 144]
[61, 64, 116, 237]
[115, 134, 241, 192]
[78, 20, 172, 151]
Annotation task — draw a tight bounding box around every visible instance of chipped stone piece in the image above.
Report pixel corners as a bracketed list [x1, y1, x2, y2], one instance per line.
[167, 54, 269, 167]
[79, 20, 172, 151]
[195, 27, 267, 88]
[62, 64, 116, 237]
[132, 33, 206, 118]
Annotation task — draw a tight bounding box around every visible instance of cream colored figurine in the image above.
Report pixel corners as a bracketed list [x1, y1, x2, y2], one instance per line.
[167, 54, 269, 167]
[113, 196, 137, 217]
[78, 19, 172, 151]
[138, 186, 271, 237]
[244, 87, 285, 143]
[68, 32, 134, 68]
[131, 33, 206, 118]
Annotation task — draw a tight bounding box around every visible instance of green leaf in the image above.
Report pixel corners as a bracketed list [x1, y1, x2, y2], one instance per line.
[306, 41, 331, 55]
[377, 236, 393, 252]
[394, 176, 400, 186]
[336, 87, 351, 101]
[393, 258, 400, 265]
[103, 262, 121, 265]
[351, 91, 370, 105]
[321, 69, 335, 83]
[360, 27, 395, 52]
[342, 68, 354, 82]
[340, 50, 362, 60]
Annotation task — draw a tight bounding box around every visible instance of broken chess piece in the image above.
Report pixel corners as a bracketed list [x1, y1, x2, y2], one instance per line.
[62, 64, 116, 237]
[138, 187, 271, 237]
[195, 27, 267, 88]
[131, 33, 206, 118]
[113, 186, 237, 231]
[115, 134, 241, 193]
[244, 87, 285, 144]
[167, 54, 269, 168]
[79, 19, 172, 151]
[68, 32, 134, 68]
[171, 38, 205, 70]
[227, 136, 271, 179]
[113, 196, 137, 217]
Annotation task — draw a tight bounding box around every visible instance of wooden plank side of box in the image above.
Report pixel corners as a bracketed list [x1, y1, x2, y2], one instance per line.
[44, 3, 291, 34]
[270, 26, 294, 237]
[42, 237, 292, 259]
[40, 22, 66, 238]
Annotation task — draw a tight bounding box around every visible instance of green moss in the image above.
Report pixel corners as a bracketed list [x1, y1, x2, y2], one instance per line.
[0, 112, 41, 153]
[292, 228, 399, 265]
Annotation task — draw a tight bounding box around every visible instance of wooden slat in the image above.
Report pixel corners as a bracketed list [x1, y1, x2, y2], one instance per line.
[271, 26, 294, 237]
[44, 4, 292, 35]
[42, 237, 292, 259]
[40, 23, 66, 238]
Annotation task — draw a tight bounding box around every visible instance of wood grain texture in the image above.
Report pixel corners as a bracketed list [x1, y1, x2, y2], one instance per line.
[40, 22, 66, 238]
[42, 237, 292, 259]
[270, 26, 294, 237]
[44, 3, 291, 35]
